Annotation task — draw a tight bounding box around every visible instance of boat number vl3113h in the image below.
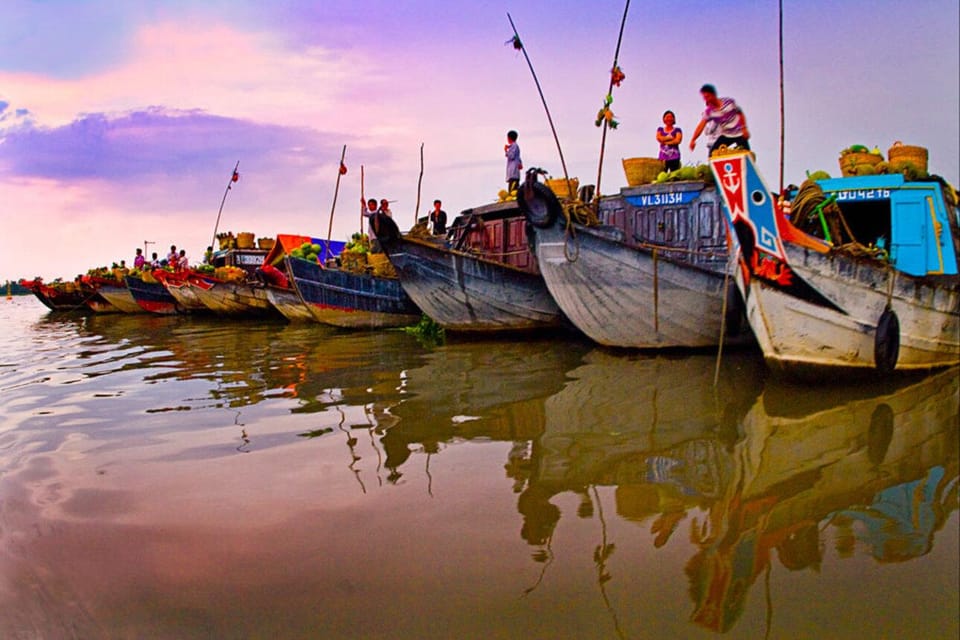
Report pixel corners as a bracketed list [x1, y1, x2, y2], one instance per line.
[626, 191, 699, 207]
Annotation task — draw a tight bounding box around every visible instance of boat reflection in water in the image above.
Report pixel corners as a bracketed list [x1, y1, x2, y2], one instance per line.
[517, 354, 957, 635]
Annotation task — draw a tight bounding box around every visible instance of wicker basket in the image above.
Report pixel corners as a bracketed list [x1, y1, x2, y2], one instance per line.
[340, 251, 367, 273]
[367, 252, 397, 278]
[217, 234, 235, 250]
[887, 142, 928, 173]
[257, 237, 275, 250]
[622, 157, 663, 186]
[236, 232, 255, 249]
[838, 152, 883, 177]
[544, 177, 580, 200]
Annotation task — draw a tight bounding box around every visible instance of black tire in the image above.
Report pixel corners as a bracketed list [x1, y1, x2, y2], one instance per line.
[874, 307, 900, 374]
[724, 281, 745, 337]
[517, 181, 563, 229]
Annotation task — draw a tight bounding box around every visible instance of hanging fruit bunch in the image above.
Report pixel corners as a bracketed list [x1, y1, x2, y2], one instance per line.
[595, 94, 619, 129]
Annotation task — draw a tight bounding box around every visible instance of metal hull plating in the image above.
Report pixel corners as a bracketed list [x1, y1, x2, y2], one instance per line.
[531, 220, 745, 348]
[287, 256, 420, 329]
[740, 245, 960, 374]
[124, 276, 181, 315]
[380, 236, 563, 332]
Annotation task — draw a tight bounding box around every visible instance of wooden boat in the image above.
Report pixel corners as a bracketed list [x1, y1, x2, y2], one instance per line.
[154, 270, 209, 313]
[81, 274, 144, 313]
[709, 151, 960, 375]
[187, 248, 278, 317]
[258, 234, 342, 322]
[371, 203, 565, 331]
[518, 175, 749, 348]
[125, 272, 182, 315]
[19, 278, 91, 312]
[286, 255, 420, 328]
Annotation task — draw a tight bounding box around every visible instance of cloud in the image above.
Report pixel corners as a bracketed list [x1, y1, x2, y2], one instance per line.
[0, 107, 339, 183]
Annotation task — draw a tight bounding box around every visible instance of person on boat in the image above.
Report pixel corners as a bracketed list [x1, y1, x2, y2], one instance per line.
[688, 84, 750, 155]
[203, 246, 214, 264]
[656, 110, 683, 171]
[429, 199, 447, 235]
[167, 245, 178, 265]
[362, 197, 383, 253]
[378, 199, 393, 218]
[150, 252, 161, 268]
[177, 249, 189, 271]
[505, 130, 522, 193]
[133, 248, 146, 269]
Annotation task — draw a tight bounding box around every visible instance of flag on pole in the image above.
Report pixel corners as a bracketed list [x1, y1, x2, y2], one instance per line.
[339, 162, 348, 175]
[232, 170, 240, 182]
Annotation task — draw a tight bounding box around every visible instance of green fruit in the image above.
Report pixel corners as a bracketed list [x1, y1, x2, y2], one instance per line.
[655, 171, 668, 183]
[300, 242, 312, 251]
[310, 243, 321, 253]
[291, 249, 304, 258]
[808, 170, 831, 181]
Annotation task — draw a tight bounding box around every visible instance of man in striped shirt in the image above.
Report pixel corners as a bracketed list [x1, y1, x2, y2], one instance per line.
[688, 84, 750, 155]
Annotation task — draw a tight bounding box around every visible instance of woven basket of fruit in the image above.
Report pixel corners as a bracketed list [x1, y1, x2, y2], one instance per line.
[887, 141, 928, 173]
[622, 158, 663, 186]
[544, 177, 580, 200]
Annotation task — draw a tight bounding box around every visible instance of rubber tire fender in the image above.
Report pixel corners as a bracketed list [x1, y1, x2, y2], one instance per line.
[874, 307, 900, 374]
[517, 181, 563, 229]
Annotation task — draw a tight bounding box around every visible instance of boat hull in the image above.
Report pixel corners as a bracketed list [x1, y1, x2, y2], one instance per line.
[159, 274, 211, 313]
[380, 236, 564, 331]
[263, 284, 314, 322]
[740, 244, 960, 375]
[530, 219, 747, 348]
[24, 283, 90, 312]
[287, 256, 420, 329]
[96, 283, 144, 313]
[191, 279, 275, 317]
[124, 275, 181, 315]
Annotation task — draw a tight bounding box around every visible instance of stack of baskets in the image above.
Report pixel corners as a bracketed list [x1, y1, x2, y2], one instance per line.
[340, 251, 367, 273]
[544, 177, 580, 200]
[887, 141, 928, 173]
[236, 232, 255, 249]
[367, 253, 397, 278]
[838, 151, 883, 177]
[622, 158, 663, 186]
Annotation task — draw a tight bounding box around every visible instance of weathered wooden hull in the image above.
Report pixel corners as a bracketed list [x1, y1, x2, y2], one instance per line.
[263, 283, 314, 322]
[22, 281, 90, 312]
[379, 235, 564, 331]
[124, 275, 181, 315]
[96, 283, 144, 313]
[287, 256, 420, 329]
[161, 277, 210, 313]
[739, 244, 960, 375]
[530, 219, 748, 348]
[190, 279, 275, 317]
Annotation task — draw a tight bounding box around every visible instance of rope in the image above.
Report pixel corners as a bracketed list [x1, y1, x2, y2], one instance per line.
[652, 248, 659, 333]
[713, 268, 731, 387]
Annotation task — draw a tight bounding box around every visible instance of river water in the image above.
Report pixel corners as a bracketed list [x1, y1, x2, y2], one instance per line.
[0, 297, 957, 639]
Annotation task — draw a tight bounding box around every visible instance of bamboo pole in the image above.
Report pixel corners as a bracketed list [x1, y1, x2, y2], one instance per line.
[506, 13, 570, 185]
[415, 143, 424, 228]
[594, 0, 631, 209]
[326, 145, 347, 260]
[210, 160, 240, 250]
[778, 0, 785, 195]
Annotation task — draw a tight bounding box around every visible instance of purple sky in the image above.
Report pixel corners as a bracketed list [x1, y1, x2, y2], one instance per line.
[2, 0, 958, 278]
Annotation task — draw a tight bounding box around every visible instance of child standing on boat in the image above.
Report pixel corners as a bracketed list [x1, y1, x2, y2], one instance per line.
[505, 130, 522, 193]
[689, 84, 750, 154]
[656, 111, 683, 171]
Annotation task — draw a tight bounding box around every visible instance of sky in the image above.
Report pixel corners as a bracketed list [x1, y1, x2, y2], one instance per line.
[2, 0, 958, 279]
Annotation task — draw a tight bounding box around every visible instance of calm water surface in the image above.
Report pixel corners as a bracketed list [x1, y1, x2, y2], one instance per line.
[0, 297, 957, 639]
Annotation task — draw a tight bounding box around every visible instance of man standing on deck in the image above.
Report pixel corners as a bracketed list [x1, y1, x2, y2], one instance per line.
[429, 199, 447, 235]
[505, 130, 522, 193]
[688, 84, 750, 155]
[133, 248, 145, 269]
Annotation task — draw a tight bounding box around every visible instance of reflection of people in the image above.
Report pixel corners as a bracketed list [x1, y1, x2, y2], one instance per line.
[689, 84, 750, 155]
[429, 199, 447, 235]
[656, 110, 683, 172]
[505, 130, 522, 192]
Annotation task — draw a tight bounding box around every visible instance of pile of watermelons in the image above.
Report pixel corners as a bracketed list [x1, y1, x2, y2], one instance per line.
[654, 163, 715, 185]
[195, 263, 216, 274]
[290, 242, 324, 263]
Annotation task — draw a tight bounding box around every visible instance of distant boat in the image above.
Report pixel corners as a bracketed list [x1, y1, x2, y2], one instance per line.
[125, 272, 182, 315]
[518, 175, 749, 348]
[709, 151, 960, 375]
[371, 202, 565, 332]
[19, 278, 91, 312]
[80, 273, 144, 313]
